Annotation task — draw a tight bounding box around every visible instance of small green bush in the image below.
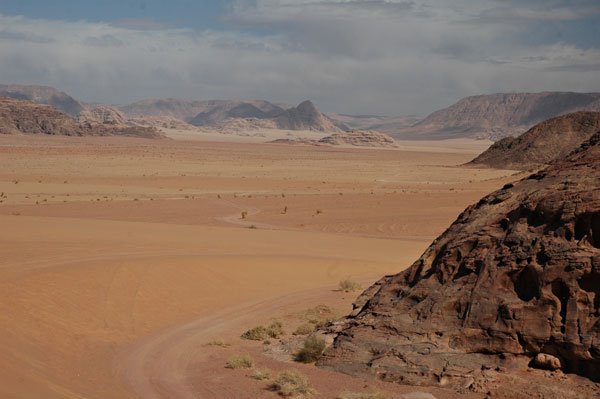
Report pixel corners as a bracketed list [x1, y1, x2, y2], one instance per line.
[295, 334, 326, 363]
[225, 354, 254, 369]
[270, 370, 314, 397]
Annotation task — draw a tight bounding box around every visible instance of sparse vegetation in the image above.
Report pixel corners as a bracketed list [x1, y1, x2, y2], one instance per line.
[266, 320, 285, 338]
[270, 370, 314, 398]
[250, 369, 271, 381]
[241, 211, 248, 219]
[242, 325, 268, 340]
[225, 354, 254, 369]
[295, 334, 326, 363]
[205, 339, 230, 348]
[293, 323, 315, 335]
[315, 209, 323, 215]
[248, 224, 258, 229]
[282, 206, 288, 214]
[337, 391, 388, 399]
[241, 321, 285, 340]
[338, 279, 361, 292]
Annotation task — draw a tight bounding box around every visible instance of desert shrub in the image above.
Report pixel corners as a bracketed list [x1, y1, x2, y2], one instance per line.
[242, 325, 268, 340]
[242, 321, 284, 340]
[338, 279, 361, 292]
[241, 211, 248, 219]
[295, 334, 326, 363]
[248, 224, 258, 229]
[293, 323, 315, 335]
[270, 370, 314, 397]
[337, 392, 388, 399]
[266, 320, 285, 338]
[250, 369, 271, 381]
[225, 354, 254, 369]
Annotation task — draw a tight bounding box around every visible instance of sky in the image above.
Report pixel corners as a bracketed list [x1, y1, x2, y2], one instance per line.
[0, 0, 599, 115]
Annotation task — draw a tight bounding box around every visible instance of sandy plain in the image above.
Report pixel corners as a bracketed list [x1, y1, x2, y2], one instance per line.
[0, 134, 519, 399]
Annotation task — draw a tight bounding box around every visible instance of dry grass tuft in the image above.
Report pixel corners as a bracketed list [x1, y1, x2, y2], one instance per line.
[225, 354, 254, 369]
[338, 279, 361, 292]
[249, 369, 271, 381]
[270, 370, 314, 397]
[242, 321, 285, 340]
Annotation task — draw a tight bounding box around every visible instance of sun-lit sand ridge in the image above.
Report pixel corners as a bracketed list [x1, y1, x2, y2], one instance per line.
[0, 134, 517, 398]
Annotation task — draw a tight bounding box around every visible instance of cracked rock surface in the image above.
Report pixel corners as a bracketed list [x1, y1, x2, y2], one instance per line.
[319, 131, 600, 394]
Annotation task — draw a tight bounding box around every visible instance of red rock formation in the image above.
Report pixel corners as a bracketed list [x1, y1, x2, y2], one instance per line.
[320, 131, 600, 391]
[469, 112, 600, 169]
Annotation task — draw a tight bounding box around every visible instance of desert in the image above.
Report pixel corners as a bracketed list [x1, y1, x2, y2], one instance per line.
[2, 1, 600, 398]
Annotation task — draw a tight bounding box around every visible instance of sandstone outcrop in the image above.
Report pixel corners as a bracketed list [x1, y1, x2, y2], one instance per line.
[469, 112, 600, 169]
[320, 132, 600, 391]
[275, 100, 342, 132]
[0, 96, 162, 138]
[318, 130, 396, 147]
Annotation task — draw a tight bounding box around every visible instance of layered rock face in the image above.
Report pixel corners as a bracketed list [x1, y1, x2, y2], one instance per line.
[320, 132, 600, 388]
[0, 96, 162, 138]
[318, 130, 396, 147]
[469, 112, 600, 169]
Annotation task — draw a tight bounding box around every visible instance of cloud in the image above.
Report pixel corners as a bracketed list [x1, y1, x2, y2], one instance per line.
[0, 1, 598, 115]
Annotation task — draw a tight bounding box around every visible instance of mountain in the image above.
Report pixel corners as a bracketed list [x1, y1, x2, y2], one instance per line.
[0, 84, 84, 117]
[78, 104, 127, 125]
[275, 100, 342, 132]
[328, 113, 422, 133]
[469, 111, 600, 169]
[0, 96, 162, 138]
[121, 98, 285, 123]
[188, 100, 284, 126]
[396, 92, 600, 140]
[319, 131, 600, 395]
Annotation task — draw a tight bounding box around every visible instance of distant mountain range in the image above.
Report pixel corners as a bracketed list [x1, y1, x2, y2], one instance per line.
[395, 92, 600, 140]
[4, 84, 600, 141]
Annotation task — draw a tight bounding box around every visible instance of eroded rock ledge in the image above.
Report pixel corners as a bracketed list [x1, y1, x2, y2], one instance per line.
[319, 132, 600, 394]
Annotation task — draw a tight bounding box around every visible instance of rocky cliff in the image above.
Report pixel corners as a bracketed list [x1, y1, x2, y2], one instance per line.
[320, 131, 600, 393]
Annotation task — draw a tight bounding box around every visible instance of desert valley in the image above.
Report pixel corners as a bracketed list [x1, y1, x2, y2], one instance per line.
[1, 83, 599, 399]
[1, 2, 600, 399]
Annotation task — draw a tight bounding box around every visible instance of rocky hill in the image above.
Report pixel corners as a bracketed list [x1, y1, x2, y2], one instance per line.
[121, 98, 285, 123]
[275, 100, 342, 132]
[396, 92, 600, 140]
[469, 112, 600, 169]
[319, 132, 600, 396]
[318, 130, 396, 147]
[0, 84, 84, 117]
[188, 101, 284, 126]
[79, 104, 127, 125]
[0, 97, 162, 138]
